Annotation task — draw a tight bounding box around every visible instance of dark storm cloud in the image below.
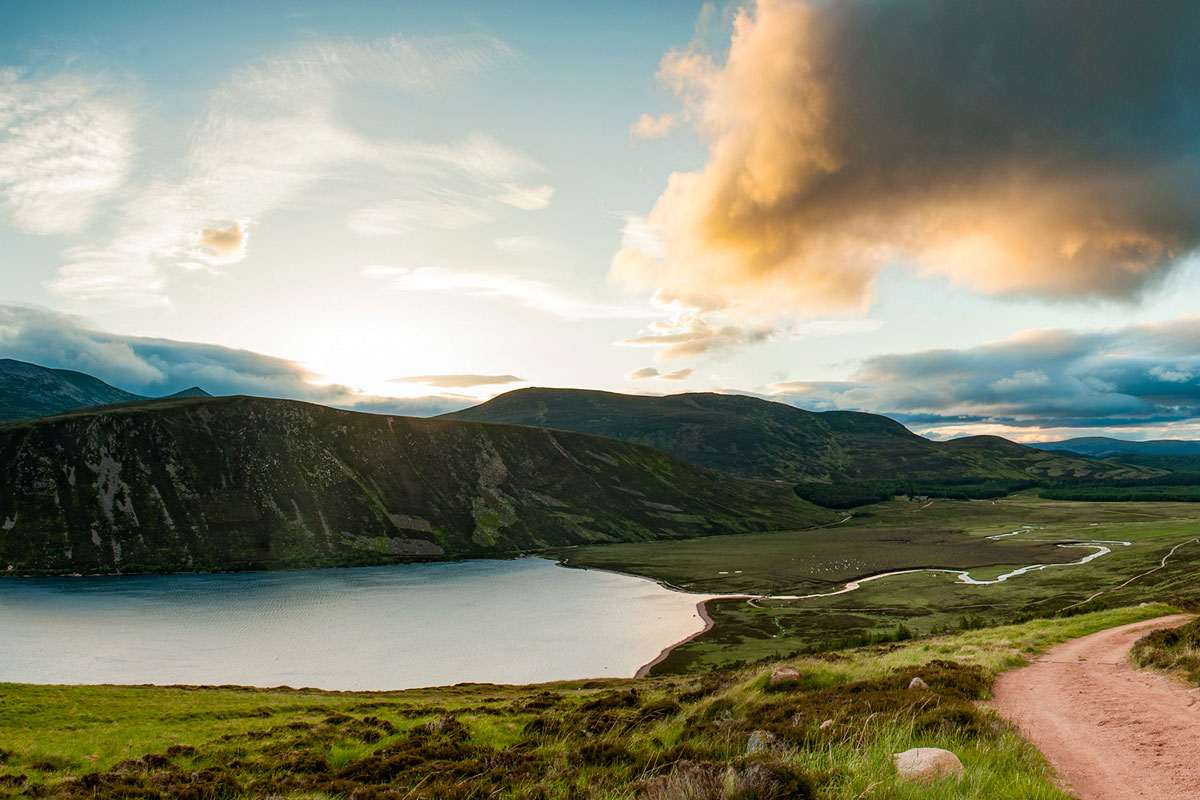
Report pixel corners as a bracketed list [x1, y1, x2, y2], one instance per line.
[616, 0, 1200, 316]
[0, 305, 472, 416]
[772, 318, 1200, 429]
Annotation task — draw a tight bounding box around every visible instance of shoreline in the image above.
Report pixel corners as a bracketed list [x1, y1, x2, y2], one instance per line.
[635, 596, 732, 678]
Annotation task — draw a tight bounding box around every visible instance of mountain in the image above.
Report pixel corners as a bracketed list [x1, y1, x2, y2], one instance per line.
[446, 388, 1153, 485]
[0, 396, 833, 575]
[1035, 437, 1200, 458]
[0, 359, 144, 422]
[165, 386, 213, 399]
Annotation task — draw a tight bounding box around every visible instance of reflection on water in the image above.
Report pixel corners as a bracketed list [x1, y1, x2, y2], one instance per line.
[0, 558, 708, 690]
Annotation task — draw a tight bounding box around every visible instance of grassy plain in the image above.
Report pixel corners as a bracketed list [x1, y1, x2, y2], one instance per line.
[559, 495, 1200, 672]
[0, 605, 1173, 800]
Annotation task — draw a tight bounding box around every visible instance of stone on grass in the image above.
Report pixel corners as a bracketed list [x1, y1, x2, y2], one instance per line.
[893, 748, 964, 784]
[769, 666, 800, 686]
[908, 676, 929, 690]
[746, 730, 777, 754]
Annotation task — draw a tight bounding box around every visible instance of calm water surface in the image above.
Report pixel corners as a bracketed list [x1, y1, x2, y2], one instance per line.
[0, 558, 710, 690]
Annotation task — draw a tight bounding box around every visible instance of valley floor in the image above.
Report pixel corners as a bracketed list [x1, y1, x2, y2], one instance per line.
[559, 495, 1200, 673]
[0, 605, 1177, 800]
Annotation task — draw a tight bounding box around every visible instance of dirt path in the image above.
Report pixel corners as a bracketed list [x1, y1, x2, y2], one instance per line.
[993, 614, 1200, 800]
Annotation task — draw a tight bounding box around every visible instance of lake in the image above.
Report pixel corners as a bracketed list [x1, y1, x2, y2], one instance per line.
[0, 558, 711, 690]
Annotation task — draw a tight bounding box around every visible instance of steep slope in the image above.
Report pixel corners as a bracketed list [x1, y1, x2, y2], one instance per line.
[0, 396, 832, 575]
[446, 388, 1151, 484]
[0, 359, 144, 422]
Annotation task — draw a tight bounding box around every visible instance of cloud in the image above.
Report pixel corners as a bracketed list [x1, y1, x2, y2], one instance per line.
[364, 265, 653, 321]
[768, 316, 1200, 432]
[198, 221, 248, 260]
[630, 366, 694, 381]
[630, 112, 678, 140]
[0, 304, 472, 416]
[46, 34, 523, 307]
[0, 70, 134, 235]
[620, 313, 771, 359]
[614, 0, 1200, 318]
[791, 319, 883, 337]
[348, 193, 493, 236]
[494, 235, 551, 255]
[390, 374, 524, 389]
[494, 183, 554, 211]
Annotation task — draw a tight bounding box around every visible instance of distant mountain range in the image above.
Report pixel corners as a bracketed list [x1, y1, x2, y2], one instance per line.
[1034, 437, 1200, 457]
[446, 388, 1153, 486]
[0, 359, 211, 422]
[0, 360, 1182, 575]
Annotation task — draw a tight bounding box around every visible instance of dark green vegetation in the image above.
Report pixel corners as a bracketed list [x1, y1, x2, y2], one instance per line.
[1132, 616, 1200, 683]
[0, 396, 831, 575]
[2, 605, 1167, 800]
[0, 359, 143, 423]
[447, 389, 1156, 504]
[1040, 485, 1200, 502]
[564, 495, 1200, 673]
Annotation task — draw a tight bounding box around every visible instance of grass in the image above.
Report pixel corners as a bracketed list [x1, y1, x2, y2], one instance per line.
[558, 495, 1200, 673]
[0, 604, 1174, 799]
[1131, 616, 1200, 683]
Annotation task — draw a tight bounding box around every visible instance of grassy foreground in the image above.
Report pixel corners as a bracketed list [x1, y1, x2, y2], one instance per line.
[0, 604, 1174, 800]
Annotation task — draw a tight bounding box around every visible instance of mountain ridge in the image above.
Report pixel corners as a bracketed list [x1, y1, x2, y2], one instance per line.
[445, 387, 1152, 485]
[0, 395, 832, 575]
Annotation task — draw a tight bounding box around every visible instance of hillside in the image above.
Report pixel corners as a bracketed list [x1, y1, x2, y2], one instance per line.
[0, 358, 144, 422]
[1036, 436, 1200, 457]
[0, 396, 831, 575]
[446, 388, 1151, 485]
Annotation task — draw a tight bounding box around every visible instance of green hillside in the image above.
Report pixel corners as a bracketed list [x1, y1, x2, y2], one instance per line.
[446, 388, 1153, 486]
[0, 396, 832, 575]
[0, 359, 144, 422]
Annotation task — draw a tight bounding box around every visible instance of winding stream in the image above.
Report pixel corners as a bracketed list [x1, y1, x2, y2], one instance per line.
[750, 527, 1131, 603]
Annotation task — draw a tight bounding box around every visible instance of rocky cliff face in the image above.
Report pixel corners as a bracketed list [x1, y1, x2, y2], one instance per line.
[0, 397, 831, 575]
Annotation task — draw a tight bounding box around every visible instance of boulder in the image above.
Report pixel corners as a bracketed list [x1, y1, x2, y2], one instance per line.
[746, 730, 777, 754]
[769, 666, 800, 686]
[908, 676, 929, 690]
[893, 748, 964, 784]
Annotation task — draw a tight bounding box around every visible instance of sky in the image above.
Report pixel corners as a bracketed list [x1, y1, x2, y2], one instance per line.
[3, 0, 1200, 441]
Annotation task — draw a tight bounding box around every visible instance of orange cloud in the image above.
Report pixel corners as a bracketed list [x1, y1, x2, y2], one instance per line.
[199, 221, 247, 259]
[630, 113, 678, 140]
[614, 0, 1200, 318]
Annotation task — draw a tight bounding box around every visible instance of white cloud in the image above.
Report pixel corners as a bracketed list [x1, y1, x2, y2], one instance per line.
[630, 112, 678, 140]
[1149, 365, 1194, 383]
[348, 193, 493, 236]
[364, 265, 653, 320]
[791, 319, 884, 337]
[495, 183, 554, 210]
[494, 235, 551, 255]
[0, 70, 134, 235]
[46, 34, 524, 307]
[619, 313, 772, 359]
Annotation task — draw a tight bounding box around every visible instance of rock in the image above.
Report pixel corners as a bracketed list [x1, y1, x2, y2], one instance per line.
[819, 719, 834, 731]
[746, 730, 777, 754]
[769, 666, 800, 685]
[908, 676, 929, 690]
[893, 748, 964, 783]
